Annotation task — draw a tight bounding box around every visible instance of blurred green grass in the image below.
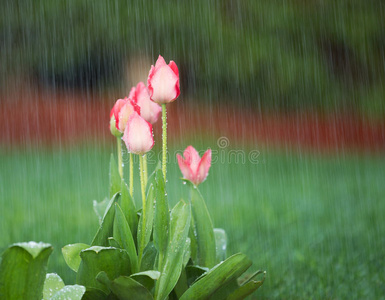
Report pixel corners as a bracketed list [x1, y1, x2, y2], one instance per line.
[0, 143, 384, 299]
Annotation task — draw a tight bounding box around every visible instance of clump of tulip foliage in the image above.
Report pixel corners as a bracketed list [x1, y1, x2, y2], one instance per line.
[0, 56, 265, 300]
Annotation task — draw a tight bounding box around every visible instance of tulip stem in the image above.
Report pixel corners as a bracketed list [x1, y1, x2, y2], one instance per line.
[138, 155, 146, 266]
[129, 153, 134, 196]
[143, 154, 148, 188]
[117, 137, 123, 179]
[162, 104, 167, 182]
[139, 155, 146, 217]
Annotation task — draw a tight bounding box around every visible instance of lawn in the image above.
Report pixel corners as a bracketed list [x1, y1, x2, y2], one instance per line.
[0, 143, 384, 299]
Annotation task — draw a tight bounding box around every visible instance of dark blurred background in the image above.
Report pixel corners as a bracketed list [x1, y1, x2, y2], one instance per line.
[1, 0, 384, 115]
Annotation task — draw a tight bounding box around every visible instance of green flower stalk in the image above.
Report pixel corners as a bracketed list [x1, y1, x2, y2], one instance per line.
[143, 153, 148, 187]
[147, 55, 180, 182]
[117, 137, 123, 179]
[129, 153, 134, 195]
[161, 104, 167, 181]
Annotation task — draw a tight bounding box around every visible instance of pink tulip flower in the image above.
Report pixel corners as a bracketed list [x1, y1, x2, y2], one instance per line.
[131, 82, 162, 124]
[147, 55, 180, 104]
[177, 146, 212, 186]
[122, 112, 154, 155]
[110, 97, 140, 136]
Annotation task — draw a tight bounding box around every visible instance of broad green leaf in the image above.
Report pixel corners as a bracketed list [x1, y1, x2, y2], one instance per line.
[214, 228, 227, 263]
[97, 272, 154, 300]
[51, 285, 86, 300]
[138, 183, 155, 265]
[0, 242, 53, 300]
[153, 169, 170, 267]
[173, 269, 188, 299]
[186, 181, 216, 268]
[43, 273, 65, 300]
[62, 243, 90, 272]
[114, 203, 139, 273]
[185, 265, 208, 287]
[130, 270, 161, 291]
[179, 253, 252, 300]
[109, 153, 121, 198]
[108, 237, 122, 248]
[76, 246, 131, 294]
[130, 270, 160, 280]
[140, 242, 158, 272]
[93, 198, 110, 225]
[91, 193, 119, 246]
[155, 200, 191, 300]
[226, 270, 265, 299]
[81, 287, 108, 300]
[120, 180, 138, 239]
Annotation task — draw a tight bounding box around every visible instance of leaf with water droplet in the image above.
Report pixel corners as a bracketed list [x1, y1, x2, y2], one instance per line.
[155, 200, 191, 300]
[50, 285, 86, 300]
[113, 203, 139, 273]
[0, 242, 53, 300]
[91, 193, 119, 247]
[153, 169, 170, 268]
[137, 183, 155, 266]
[42, 273, 65, 300]
[180, 253, 252, 300]
[62, 243, 90, 272]
[186, 181, 216, 268]
[77, 247, 131, 294]
[120, 180, 138, 240]
[214, 228, 227, 263]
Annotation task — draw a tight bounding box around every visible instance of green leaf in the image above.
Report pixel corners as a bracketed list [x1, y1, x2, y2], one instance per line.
[226, 270, 265, 300]
[137, 184, 155, 264]
[113, 203, 139, 273]
[214, 228, 227, 263]
[76, 246, 131, 294]
[81, 287, 108, 300]
[182, 237, 191, 268]
[42, 273, 65, 300]
[108, 237, 122, 248]
[93, 198, 110, 225]
[0, 242, 53, 300]
[50, 285, 86, 300]
[120, 180, 138, 239]
[140, 242, 158, 272]
[186, 181, 216, 268]
[179, 253, 252, 300]
[97, 272, 154, 300]
[173, 269, 188, 299]
[155, 200, 191, 300]
[91, 193, 119, 246]
[146, 161, 161, 195]
[62, 243, 90, 272]
[153, 169, 170, 267]
[185, 265, 208, 287]
[130, 270, 161, 291]
[109, 153, 121, 198]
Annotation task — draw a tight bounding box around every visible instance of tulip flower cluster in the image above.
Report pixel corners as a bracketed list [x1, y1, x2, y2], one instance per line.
[110, 55, 210, 191]
[0, 55, 264, 300]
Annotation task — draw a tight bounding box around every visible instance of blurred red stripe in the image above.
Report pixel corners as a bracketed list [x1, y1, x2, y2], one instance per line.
[1, 89, 384, 152]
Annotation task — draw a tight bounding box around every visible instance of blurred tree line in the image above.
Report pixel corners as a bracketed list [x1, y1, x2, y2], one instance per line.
[1, 0, 384, 114]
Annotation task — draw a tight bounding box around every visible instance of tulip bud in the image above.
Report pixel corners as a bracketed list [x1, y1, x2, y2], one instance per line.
[177, 146, 212, 186]
[122, 112, 154, 155]
[147, 55, 180, 104]
[134, 82, 162, 124]
[110, 97, 141, 137]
